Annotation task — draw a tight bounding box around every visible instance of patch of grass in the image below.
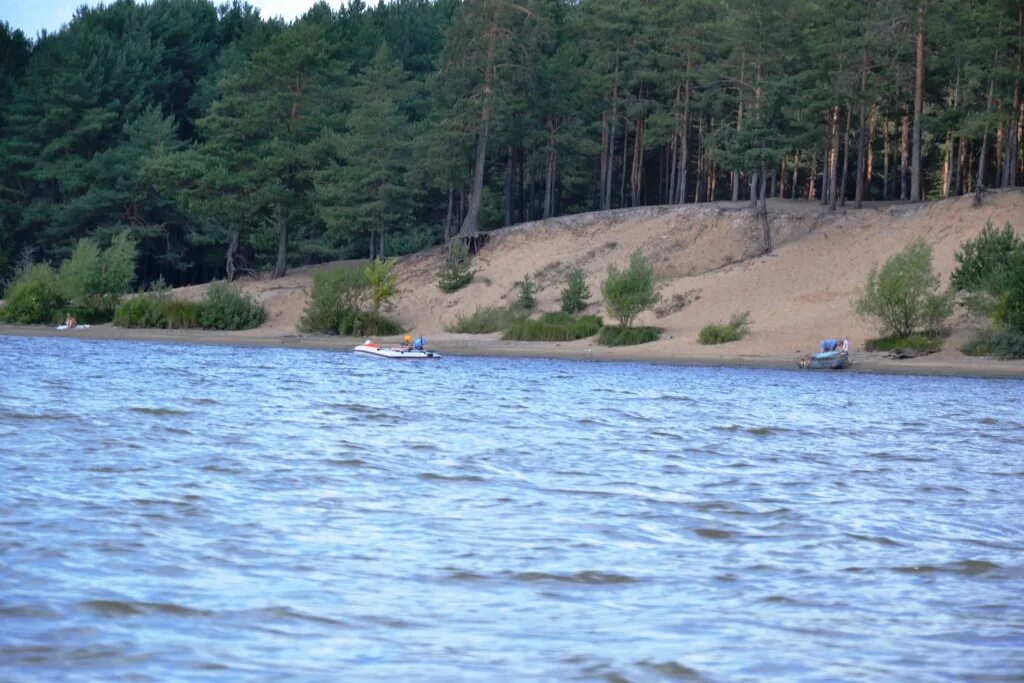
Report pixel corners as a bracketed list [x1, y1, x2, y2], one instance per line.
[444, 306, 521, 334]
[697, 311, 750, 345]
[337, 309, 402, 337]
[961, 327, 1024, 359]
[199, 282, 266, 331]
[504, 313, 603, 342]
[598, 325, 661, 346]
[114, 294, 204, 329]
[864, 333, 945, 354]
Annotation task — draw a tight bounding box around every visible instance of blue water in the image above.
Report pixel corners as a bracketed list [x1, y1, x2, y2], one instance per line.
[1, 335, 1023, 682]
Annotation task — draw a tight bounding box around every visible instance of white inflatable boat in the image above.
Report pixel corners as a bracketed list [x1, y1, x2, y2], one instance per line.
[354, 341, 441, 360]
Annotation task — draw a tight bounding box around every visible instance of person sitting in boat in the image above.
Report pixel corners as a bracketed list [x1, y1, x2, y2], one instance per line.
[841, 336, 849, 353]
[412, 336, 426, 351]
[63, 314, 77, 329]
[399, 334, 414, 350]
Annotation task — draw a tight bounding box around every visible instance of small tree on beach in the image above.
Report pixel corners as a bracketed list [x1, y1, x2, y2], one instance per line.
[854, 238, 952, 338]
[601, 249, 660, 328]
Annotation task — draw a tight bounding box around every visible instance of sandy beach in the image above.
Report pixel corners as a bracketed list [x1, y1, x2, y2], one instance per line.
[4, 191, 1023, 379]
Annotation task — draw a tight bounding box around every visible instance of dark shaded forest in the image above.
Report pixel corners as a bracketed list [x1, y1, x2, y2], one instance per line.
[1, 0, 1021, 289]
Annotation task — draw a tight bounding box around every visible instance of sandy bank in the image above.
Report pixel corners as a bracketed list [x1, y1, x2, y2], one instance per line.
[4, 323, 1022, 379]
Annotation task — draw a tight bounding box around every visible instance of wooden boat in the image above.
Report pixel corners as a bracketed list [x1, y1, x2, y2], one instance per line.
[798, 350, 849, 370]
[354, 341, 441, 360]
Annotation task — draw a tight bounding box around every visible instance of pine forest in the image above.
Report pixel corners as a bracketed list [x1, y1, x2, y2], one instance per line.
[1, 0, 1022, 288]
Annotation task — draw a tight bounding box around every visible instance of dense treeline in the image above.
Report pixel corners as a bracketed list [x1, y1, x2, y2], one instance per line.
[1, 0, 1021, 290]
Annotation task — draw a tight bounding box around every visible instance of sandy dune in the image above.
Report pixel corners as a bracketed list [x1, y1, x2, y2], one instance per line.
[5, 190, 1023, 377]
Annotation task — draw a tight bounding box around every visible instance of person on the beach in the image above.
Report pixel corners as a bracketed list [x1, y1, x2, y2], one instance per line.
[841, 336, 849, 353]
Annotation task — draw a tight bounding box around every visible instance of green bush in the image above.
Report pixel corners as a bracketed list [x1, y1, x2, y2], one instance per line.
[114, 293, 167, 328]
[365, 258, 398, 313]
[993, 249, 1024, 330]
[438, 240, 474, 293]
[114, 294, 203, 329]
[560, 269, 591, 314]
[601, 249, 660, 327]
[163, 299, 203, 329]
[864, 333, 944, 354]
[337, 309, 403, 337]
[57, 231, 137, 322]
[0, 263, 63, 324]
[444, 306, 521, 334]
[299, 266, 369, 334]
[961, 327, 1024, 359]
[854, 238, 952, 338]
[598, 325, 661, 346]
[697, 311, 751, 345]
[199, 282, 266, 330]
[504, 313, 603, 341]
[515, 274, 536, 310]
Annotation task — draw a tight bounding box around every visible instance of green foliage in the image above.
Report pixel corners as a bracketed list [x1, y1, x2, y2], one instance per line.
[444, 306, 521, 334]
[854, 239, 953, 338]
[299, 267, 370, 334]
[365, 258, 399, 313]
[437, 240, 474, 293]
[560, 269, 591, 314]
[56, 231, 137, 322]
[198, 282, 266, 330]
[598, 325, 661, 347]
[864, 334, 944, 354]
[951, 222, 1024, 320]
[113, 293, 203, 329]
[697, 311, 751, 345]
[994, 250, 1024, 330]
[515, 274, 537, 310]
[601, 250, 660, 328]
[504, 313, 602, 342]
[337, 309, 403, 337]
[0, 264, 63, 324]
[961, 327, 1024, 360]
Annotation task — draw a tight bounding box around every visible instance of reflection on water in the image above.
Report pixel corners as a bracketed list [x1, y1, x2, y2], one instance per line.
[1, 335, 1023, 681]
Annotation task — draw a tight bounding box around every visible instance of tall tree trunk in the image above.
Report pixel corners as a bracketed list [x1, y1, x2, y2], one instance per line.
[273, 209, 287, 278]
[543, 147, 556, 218]
[839, 106, 852, 206]
[619, 120, 628, 208]
[459, 2, 501, 236]
[866, 107, 876, 197]
[749, 172, 758, 208]
[695, 120, 705, 203]
[791, 152, 800, 199]
[732, 53, 746, 202]
[975, 78, 996, 206]
[444, 186, 454, 242]
[505, 145, 515, 226]
[226, 230, 239, 282]
[600, 57, 620, 211]
[883, 121, 891, 200]
[955, 136, 967, 195]
[808, 152, 817, 200]
[829, 105, 840, 211]
[780, 156, 788, 199]
[1003, 12, 1022, 188]
[855, 46, 869, 208]
[942, 68, 961, 197]
[630, 114, 645, 206]
[911, 2, 926, 202]
[901, 112, 911, 200]
[759, 173, 772, 255]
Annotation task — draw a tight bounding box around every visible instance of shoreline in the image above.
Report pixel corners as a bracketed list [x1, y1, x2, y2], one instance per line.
[4, 323, 1023, 380]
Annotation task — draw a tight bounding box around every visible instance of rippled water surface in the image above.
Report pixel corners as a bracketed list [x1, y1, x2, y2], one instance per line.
[2, 335, 1023, 682]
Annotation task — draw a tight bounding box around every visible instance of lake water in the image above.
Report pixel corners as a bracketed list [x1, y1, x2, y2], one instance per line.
[1, 335, 1022, 682]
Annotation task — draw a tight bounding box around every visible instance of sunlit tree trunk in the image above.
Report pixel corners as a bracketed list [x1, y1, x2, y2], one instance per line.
[911, 2, 926, 202]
